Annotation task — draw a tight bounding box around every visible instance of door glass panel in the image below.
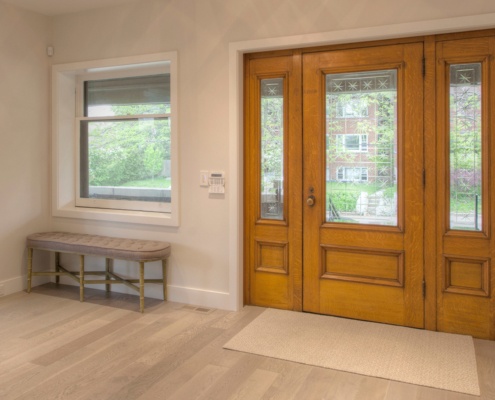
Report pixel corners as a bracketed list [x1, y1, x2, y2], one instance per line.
[260, 78, 284, 220]
[449, 63, 482, 231]
[326, 70, 398, 226]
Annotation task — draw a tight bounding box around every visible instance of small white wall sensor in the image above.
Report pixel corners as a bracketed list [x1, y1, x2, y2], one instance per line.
[200, 170, 209, 186]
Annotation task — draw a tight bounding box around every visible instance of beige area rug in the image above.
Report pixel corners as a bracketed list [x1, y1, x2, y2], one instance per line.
[224, 308, 480, 395]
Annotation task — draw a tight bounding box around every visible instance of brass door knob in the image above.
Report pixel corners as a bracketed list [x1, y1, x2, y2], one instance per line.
[307, 195, 315, 207]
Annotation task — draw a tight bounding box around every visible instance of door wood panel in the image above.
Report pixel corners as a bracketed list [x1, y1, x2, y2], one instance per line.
[302, 43, 425, 328]
[436, 36, 495, 339]
[321, 246, 404, 286]
[244, 54, 303, 310]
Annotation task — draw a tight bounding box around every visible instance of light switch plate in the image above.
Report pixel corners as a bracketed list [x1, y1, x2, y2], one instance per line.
[200, 170, 209, 186]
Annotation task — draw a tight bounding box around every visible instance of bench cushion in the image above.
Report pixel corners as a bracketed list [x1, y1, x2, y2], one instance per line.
[27, 232, 171, 262]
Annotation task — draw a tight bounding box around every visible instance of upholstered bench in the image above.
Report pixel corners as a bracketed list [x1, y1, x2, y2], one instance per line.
[26, 232, 171, 312]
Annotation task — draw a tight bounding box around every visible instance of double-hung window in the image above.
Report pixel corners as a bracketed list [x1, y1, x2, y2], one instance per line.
[337, 167, 368, 182]
[52, 52, 178, 226]
[76, 65, 173, 213]
[335, 134, 368, 152]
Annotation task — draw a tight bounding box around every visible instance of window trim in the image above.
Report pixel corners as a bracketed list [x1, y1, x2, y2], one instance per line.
[335, 133, 369, 153]
[52, 52, 179, 226]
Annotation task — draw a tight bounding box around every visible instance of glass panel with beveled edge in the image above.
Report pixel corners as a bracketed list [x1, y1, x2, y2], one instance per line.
[260, 78, 284, 220]
[326, 70, 398, 226]
[449, 63, 482, 231]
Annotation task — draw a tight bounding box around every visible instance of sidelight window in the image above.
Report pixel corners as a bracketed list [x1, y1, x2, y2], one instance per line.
[449, 63, 483, 231]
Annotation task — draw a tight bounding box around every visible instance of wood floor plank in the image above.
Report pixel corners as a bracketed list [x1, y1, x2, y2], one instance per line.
[52, 312, 222, 400]
[351, 375, 390, 400]
[0, 285, 494, 400]
[384, 381, 419, 400]
[256, 357, 313, 400]
[0, 317, 109, 382]
[159, 364, 229, 400]
[474, 339, 495, 400]
[292, 367, 342, 399]
[416, 386, 476, 400]
[0, 317, 151, 399]
[11, 314, 200, 400]
[31, 312, 141, 366]
[210, 305, 265, 330]
[106, 327, 225, 399]
[227, 368, 279, 400]
[0, 305, 117, 367]
[198, 353, 265, 400]
[130, 308, 262, 399]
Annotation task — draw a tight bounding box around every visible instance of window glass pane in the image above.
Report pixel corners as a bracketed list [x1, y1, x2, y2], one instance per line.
[449, 63, 482, 231]
[326, 70, 398, 226]
[260, 78, 284, 220]
[85, 74, 171, 117]
[80, 118, 171, 204]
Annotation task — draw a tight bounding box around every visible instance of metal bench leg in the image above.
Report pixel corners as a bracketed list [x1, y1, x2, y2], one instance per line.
[162, 259, 167, 301]
[79, 255, 85, 302]
[55, 252, 60, 284]
[139, 262, 145, 313]
[27, 248, 33, 293]
[105, 258, 113, 293]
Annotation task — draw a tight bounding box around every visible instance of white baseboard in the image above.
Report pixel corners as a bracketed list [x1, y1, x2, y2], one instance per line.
[166, 284, 232, 311]
[23, 276, 233, 311]
[85, 281, 232, 310]
[2, 275, 233, 311]
[0, 275, 51, 297]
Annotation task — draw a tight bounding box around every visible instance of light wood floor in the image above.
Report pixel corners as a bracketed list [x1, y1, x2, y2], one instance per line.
[0, 284, 494, 400]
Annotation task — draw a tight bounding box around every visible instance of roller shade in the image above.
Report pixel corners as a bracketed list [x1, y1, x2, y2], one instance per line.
[85, 74, 170, 109]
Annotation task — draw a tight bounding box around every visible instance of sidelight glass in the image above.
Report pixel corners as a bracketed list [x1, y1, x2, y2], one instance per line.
[260, 78, 284, 220]
[449, 63, 482, 231]
[325, 70, 398, 226]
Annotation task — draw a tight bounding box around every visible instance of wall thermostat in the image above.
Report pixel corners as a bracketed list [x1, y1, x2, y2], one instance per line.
[208, 171, 225, 194]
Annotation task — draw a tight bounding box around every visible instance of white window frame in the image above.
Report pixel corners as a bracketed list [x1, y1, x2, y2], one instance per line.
[335, 134, 368, 153]
[337, 166, 368, 182]
[75, 67, 171, 213]
[52, 52, 179, 226]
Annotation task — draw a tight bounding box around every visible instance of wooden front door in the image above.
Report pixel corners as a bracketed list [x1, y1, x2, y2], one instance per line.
[245, 43, 425, 328]
[302, 43, 425, 328]
[245, 31, 495, 339]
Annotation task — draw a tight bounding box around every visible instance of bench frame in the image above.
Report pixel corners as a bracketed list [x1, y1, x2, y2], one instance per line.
[27, 248, 167, 313]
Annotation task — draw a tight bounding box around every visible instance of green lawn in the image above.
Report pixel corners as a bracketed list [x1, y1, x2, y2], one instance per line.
[327, 181, 397, 196]
[450, 196, 481, 214]
[326, 181, 479, 214]
[118, 177, 171, 188]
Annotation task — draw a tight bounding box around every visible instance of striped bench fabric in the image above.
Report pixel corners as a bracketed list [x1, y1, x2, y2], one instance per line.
[26, 232, 171, 312]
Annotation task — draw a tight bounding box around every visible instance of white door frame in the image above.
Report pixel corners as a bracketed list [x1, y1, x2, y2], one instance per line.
[227, 13, 495, 311]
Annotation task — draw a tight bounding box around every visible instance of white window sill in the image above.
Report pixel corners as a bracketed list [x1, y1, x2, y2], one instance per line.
[53, 204, 179, 227]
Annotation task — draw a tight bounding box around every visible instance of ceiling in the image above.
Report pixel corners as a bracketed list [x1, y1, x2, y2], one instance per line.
[2, 0, 139, 16]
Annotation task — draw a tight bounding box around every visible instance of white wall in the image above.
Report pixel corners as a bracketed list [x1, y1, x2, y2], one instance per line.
[0, 2, 51, 295]
[48, 0, 495, 309]
[4, 0, 495, 307]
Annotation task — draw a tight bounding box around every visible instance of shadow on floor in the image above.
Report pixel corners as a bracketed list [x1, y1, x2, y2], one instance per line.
[30, 282, 164, 312]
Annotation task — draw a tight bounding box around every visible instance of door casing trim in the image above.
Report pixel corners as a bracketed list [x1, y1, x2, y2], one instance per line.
[228, 13, 495, 313]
